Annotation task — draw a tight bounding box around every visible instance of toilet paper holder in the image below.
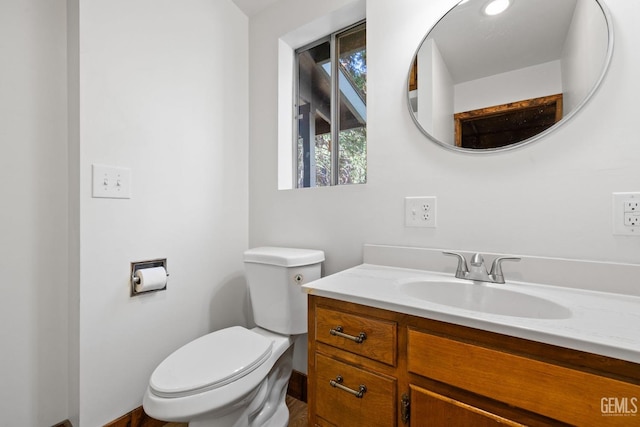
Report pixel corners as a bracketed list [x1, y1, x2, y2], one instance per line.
[131, 258, 169, 296]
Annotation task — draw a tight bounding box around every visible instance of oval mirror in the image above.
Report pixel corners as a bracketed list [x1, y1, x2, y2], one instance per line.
[407, 0, 613, 152]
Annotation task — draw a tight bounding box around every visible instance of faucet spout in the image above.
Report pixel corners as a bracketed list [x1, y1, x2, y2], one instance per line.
[468, 253, 492, 282]
[443, 252, 521, 284]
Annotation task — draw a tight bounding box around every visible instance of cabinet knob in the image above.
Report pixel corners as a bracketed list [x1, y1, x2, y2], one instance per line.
[330, 325, 367, 343]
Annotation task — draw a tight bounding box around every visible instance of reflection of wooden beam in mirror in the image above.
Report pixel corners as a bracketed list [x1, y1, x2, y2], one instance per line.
[409, 59, 418, 92]
[454, 94, 563, 149]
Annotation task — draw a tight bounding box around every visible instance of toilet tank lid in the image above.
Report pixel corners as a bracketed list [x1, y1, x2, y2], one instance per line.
[244, 247, 325, 267]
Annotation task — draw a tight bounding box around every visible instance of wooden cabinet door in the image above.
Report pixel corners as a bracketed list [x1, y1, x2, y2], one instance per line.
[409, 385, 526, 427]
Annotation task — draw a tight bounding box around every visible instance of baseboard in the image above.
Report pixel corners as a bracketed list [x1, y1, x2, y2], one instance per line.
[286, 369, 308, 403]
[51, 421, 72, 427]
[103, 406, 165, 427]
[104, 371, 308, 426]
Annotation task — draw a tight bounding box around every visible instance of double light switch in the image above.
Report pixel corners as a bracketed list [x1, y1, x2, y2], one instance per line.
[92, 164, 131, 199]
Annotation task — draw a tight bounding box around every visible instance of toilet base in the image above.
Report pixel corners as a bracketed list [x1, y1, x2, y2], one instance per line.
[189, 400, 288, 427]
[188, 344, 293, 427]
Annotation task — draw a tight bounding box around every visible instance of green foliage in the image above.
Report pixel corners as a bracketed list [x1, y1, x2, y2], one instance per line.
[301, 127, 366, 187]
[340, 50, 367, 96]
[337, 48, 367, 185]
[339, 127, 367, 184]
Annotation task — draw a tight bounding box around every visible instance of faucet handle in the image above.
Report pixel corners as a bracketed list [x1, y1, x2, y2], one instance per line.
[443, 252, 469, 278]
[489, 256, 521, 284]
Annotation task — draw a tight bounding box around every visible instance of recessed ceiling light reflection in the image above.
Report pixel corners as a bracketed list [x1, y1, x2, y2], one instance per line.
[484, 0, 511, 16]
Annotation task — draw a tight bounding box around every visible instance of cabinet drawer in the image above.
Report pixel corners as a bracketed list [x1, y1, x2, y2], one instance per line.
[408, 328, 640, 426]
[314, 353, 396, 427]
[315, 306, 397, 365]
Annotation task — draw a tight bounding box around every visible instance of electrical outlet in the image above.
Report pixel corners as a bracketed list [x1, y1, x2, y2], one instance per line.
[625, 213, 640, 226]
[405, 196, 437, 228]
[624, 200, 640, 212]
[613, 192, 640, 235]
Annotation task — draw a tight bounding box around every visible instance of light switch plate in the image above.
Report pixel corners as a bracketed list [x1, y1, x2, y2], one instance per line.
[92, 164, 131, 199]
[405, 196, 437, 228]
[613, 192, 640, 235]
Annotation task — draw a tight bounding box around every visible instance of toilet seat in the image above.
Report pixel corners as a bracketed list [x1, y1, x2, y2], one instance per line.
[149, 326, 273, 398]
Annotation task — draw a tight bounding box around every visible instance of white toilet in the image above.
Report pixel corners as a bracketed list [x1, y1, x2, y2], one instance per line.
[143, 247, 324, 427]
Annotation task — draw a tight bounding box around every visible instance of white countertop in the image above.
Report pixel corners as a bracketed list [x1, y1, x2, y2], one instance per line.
[302, 263, 640, 364]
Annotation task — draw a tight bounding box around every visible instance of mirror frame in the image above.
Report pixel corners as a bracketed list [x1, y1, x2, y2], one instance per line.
[407, 0, 615, 154]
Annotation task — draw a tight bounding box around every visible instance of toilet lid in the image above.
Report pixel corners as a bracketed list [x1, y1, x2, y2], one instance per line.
[149, 326, 273, 398]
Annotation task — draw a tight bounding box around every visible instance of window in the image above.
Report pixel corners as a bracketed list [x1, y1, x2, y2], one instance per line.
[295, 22, 366, 188]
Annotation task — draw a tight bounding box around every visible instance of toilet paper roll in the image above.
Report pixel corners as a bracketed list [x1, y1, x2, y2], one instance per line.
[134, 266, 167, 293]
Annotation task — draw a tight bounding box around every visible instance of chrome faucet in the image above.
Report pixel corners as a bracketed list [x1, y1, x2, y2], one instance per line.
[443, 252, 520, 284]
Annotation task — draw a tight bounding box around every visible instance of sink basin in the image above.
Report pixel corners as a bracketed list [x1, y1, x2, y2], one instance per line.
[398, 280, 572, 319]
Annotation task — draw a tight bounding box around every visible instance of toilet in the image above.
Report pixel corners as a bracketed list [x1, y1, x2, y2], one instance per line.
[143, 247, 324, 427]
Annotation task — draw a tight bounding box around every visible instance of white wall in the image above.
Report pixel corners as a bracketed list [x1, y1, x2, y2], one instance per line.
[562, 0, 610, 113]
[67, 1, 81, 423]
[0, 1, 69, 426]
[3, 1, 249, 424]
[430, 42, 454, 145]
[251, 0, 366, 372]
[249, 0, 640, 293]
[454, 60, 562, 113]
[75, 0, 249, 425]
[417, 39, 454, 145]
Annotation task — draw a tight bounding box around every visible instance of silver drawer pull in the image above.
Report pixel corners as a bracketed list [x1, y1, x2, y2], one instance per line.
[330, 326, 367, 343]
[329, 375, 367, 398]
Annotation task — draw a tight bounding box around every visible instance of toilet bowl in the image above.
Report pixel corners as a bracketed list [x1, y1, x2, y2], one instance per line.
[143, 247, 324, 426]
[143, 327, 293, 426]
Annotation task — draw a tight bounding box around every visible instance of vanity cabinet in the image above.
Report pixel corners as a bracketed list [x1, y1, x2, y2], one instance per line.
[308, 296, 640, 427]
[310, 303, 398, 426]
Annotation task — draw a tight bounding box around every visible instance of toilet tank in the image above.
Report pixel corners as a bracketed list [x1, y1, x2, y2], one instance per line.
[244, 247, 324, 335]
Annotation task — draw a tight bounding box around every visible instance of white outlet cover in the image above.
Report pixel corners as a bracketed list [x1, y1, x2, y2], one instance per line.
[405, 196, 437, 228]
[612, 192, 640, 236]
